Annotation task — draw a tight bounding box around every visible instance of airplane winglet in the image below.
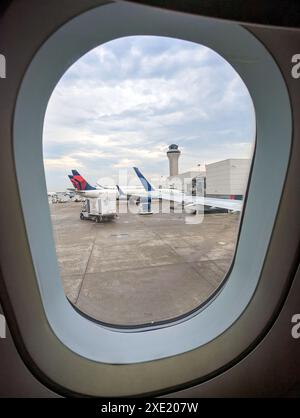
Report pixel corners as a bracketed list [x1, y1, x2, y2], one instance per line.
[116, 185, 126, 196]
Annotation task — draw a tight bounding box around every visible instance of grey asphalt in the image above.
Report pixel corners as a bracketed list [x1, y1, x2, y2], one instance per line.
[50, 201, 239, 325]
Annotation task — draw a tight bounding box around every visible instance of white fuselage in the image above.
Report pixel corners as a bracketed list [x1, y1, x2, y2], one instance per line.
[76, 186, 145, 199]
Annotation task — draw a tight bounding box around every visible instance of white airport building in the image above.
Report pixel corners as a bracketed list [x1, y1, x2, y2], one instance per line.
[205, 158, 251, 199]
[165, 144, 250, 199]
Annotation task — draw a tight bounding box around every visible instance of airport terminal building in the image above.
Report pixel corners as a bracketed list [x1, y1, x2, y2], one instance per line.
[165, 144, 250, 199]
[205, 158, 251, 200]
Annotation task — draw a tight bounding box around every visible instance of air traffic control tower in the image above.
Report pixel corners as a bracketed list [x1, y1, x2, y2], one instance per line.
[167, 144, 181, 177]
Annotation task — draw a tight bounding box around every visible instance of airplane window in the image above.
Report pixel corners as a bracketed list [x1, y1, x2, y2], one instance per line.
[43, 36, 255, 327]
[11, 1, 292, 390]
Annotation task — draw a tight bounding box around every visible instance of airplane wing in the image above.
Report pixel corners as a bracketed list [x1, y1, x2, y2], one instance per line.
[158, 191, 243, 211]
[132, 167, 243, 212]
[199, 196, 242, 211]
[125, 187, 242, 211]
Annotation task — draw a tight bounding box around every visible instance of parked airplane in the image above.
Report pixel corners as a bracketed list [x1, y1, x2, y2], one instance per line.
[68, 169, 146, 199]
[133, 167, 243, 212]
[68, 170, 116, 198]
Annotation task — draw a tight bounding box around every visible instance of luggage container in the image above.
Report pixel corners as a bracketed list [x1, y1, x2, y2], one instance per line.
[80, 192, 117, 223]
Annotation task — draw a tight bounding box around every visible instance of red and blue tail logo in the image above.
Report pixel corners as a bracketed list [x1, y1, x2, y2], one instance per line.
[68, 170, 96, 191]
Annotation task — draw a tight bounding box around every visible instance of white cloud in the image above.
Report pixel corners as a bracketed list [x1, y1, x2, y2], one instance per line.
[44, 156, 84, 170]
[113, 158, 138, 168]
[43, 36, 255, 190]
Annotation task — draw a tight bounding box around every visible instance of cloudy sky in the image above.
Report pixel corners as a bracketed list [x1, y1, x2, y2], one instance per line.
[43, 36, 255, 191]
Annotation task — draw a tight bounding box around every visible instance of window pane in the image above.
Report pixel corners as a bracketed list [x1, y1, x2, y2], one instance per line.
[43, 36, 255, 326]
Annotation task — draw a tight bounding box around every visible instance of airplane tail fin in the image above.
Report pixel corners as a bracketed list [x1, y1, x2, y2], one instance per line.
[70, 170, 96, 191]
[133, 167, 155, 192]
[68, 175, 78, 190]
[116, 185, 126, 197]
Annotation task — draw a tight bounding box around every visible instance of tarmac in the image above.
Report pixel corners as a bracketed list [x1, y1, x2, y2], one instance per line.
[50, 200, 239, 326]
